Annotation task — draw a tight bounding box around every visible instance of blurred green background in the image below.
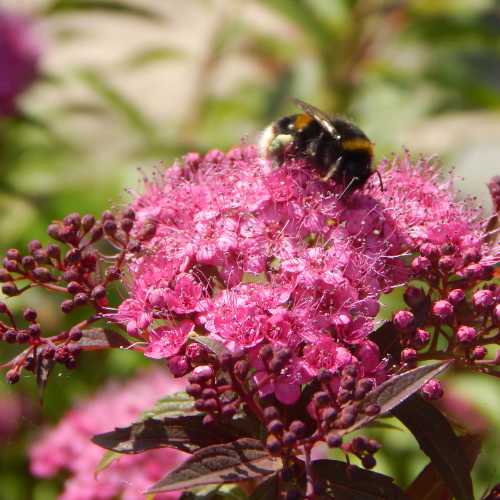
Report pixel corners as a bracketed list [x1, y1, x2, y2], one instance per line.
[0, 0, 499, 498]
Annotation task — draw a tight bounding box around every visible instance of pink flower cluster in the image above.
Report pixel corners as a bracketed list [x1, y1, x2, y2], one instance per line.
[0, 8, 40, 116]
[368, 154, 498, 270]
[110, 147, 498, 403]
[113, 147, 411, 402]
[30, 370, 186, 500]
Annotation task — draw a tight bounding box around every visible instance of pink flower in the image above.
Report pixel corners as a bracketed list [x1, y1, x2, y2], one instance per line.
[368, 154, 490, 267]
[30, 369, 186, 500]
[0, 9, 40, 116]
[145, 320, 194, 359]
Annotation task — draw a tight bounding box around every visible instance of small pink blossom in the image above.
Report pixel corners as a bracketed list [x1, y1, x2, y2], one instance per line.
[145, 320, 194, 359]
[30, 370, 186, 500]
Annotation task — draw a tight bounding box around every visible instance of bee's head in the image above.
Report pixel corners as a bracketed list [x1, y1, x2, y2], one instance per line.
[258, 120, 294, 160]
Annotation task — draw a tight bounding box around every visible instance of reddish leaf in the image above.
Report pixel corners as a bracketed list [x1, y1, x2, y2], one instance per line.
[343, 360, 453, 435]
[75, 328, 130, 350]
[146, 438, 282, 493]
[92, 414, 257, 454]
[312, 459, 407, 500]
[394, 395, 475, 500]
[406, 434, 481, 500]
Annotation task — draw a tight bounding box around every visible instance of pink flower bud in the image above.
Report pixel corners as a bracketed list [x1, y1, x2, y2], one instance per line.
[393, 310, 415, 331]
[494, 304, 500, 324]
[438, 256, 454, 272]
[472, 290, 494, 311]
[420, 243, 440, 260]
[411, 256, 432, 275]
[456, 325, 478, 344]
[421, 379, 443, 400]
[432, 300, 453, 321]
[403, 287, 425, 308]
[401, 348, 417, 364]
[413, 328, 430, 347]
[167, 355, 191, 377]
[447, 288, 465, 305]
[193, 364, 214, 380]
[471, 346, 487, 360]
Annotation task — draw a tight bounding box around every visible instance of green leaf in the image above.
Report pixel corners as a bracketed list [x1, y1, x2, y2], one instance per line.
[342, 360, 453, 435]
[394, 396, 475, 500]
[44, 0, 160, 20]
[147, 438, 282, 493]
[312, 459, 407, 500]
[92, 413, 258, 454]
[140, 390, 199, 420]
[95, 450, 122, 477]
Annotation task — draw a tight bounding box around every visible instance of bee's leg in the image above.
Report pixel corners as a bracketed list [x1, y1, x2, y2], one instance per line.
[321, 157, 342, 181]
[375, 169, 384, 191]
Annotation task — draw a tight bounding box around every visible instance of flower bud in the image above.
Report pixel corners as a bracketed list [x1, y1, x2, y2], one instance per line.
[362, 455, 376, 469]
[438, 256, 454, 272]
[471, 346, 487, 360]
[263, 406, 280, 423]
[420, 243, 440, 260]
[6, 249, 21, 261]
[401, 348, 417, 365]
[447, 288, 465, 305]
[82, 214, 96, 232]
[432, 300, 453, 321]
[421, 379, 443, 400]
[28, 240, 42, 254]
[289, 420, 306, 438]
[193, 365, 214, 381]
[326, 432, 342, 448]
[472, 290, 494, 312]
[6, 369, 20, 384]
[413, 328, 430, 348]
[266, 434, 282, 455]
[411, 256, 432, 275]
[403, 287, 425, 308]
[393, 310, 415, 331]
[494, 304, 500, 324]
[23, 308, 37, 322]
[168, 356, 191, 377]
[456, 325, 478, 344]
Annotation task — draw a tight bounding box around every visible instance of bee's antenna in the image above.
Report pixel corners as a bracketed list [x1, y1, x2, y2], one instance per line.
[375, 169, 384, 192]
[338, 177, 358, 200]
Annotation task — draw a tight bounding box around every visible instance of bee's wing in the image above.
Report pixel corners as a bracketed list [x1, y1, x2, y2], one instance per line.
[292, 98, 339, 138]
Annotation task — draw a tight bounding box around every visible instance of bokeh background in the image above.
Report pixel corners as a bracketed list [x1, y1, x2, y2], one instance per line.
[0, 0, 499, 498]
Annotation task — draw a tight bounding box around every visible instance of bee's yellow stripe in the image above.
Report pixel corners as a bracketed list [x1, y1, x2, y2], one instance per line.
[294, 113, 313, 131]
[342, 138, 374, 156]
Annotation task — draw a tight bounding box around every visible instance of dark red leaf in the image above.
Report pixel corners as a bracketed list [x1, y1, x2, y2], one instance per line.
[312, 459, 407, 500]
[146, 438, 282, 493]
[92, 413, 257, 454]
[343, 360, 453, 435]
[394, 395, 474, 500]
[406, 434, 481, 500]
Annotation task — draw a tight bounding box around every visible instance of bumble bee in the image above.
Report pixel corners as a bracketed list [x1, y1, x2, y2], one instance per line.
[259, 98, 382, 191]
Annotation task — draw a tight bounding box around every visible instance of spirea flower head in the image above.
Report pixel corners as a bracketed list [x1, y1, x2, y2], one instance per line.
[112, 146, 408, 402]
[30, 370, 186, 500]
[0, 8, 40, 116]
[367, 153, 498, 272]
